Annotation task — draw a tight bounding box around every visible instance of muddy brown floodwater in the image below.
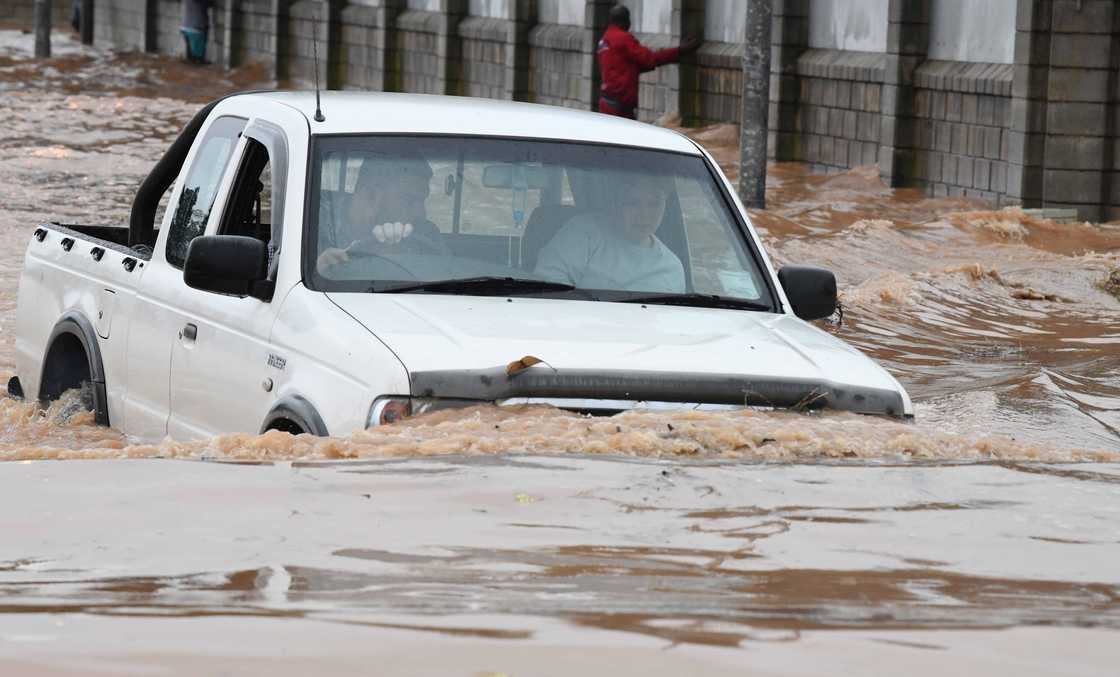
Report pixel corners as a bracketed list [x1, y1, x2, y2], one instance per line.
[1, 28, 1119, 675]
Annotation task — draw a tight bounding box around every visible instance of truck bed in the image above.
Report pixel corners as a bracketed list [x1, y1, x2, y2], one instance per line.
[13, 222, 154, 409]
[47, 223, 144, 256]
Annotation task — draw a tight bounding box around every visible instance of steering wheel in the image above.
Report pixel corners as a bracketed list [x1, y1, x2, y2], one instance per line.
[328, 230, 442, 281]
[350, 230, 444, 257]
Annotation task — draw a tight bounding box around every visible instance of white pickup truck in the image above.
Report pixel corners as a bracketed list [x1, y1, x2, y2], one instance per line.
[11, 91, 912, 441]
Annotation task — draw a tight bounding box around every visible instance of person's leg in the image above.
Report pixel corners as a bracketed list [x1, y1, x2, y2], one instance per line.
[181, 28, 208, 64]
[598, 98, 637, 120]
[181, 29, 193, 62]
[196, 30, 209, 64]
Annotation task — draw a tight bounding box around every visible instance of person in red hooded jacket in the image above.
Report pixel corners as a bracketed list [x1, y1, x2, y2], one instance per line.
[597, 5, 700, 119]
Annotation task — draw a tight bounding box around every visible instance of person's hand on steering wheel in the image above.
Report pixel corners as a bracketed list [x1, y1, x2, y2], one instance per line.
[358, 221, 444, 255]
[317, 221, 444, 273]
[372, 222, 413, 244]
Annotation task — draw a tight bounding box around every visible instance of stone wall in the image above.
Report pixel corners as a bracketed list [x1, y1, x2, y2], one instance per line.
[287, 1, 330, 87]
[794, 50, 883, 171]
[693, 42, 740, 125]
[928, 0, 1015, 64]
[528, 23, 589, 110]
[808, 0, 887, 53]
[459, 16, 512, 99]
[395, 10, 449, 94]
[225, 0, 280, 74]
[153, 0, 184, 57]
[632, 32, 677, 122]
[43, 0, 1120, 219]
[338, 3, 395, 91]
[92, 0, 147, 52]
[4, 0, 72, 26]
[1007, 0, 1120, 221]
[909, 61, 1012, 201]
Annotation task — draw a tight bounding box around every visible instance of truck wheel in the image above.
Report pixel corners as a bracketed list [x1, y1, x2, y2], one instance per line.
[265, 418, 307, 435]
[40, 315, 110, 426]
[260, 396, 328, 437]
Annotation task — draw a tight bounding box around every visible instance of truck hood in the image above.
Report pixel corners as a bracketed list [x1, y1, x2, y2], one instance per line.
[327, 293, 913, 417]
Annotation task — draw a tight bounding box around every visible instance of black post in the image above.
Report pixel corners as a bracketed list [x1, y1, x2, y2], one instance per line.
[739, 0, 772, 209]
[34, 0, 52, 58]
[80, 0, 94, 45]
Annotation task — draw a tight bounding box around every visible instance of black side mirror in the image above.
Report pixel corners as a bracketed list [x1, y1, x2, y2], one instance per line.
[777, 265, 837, 321]
[183, 235, 267, 297]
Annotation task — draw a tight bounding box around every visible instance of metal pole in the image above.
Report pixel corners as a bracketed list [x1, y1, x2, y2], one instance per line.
[80, 0, 94, 45]
[738, 0, 772, 210]
[34, 0, 52, 58]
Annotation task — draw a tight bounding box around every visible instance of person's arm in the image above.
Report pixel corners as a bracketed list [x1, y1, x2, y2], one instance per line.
[618, 31, 682, 73]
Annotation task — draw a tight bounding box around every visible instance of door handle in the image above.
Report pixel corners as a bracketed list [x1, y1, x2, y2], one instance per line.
[180, 323, 198, 341]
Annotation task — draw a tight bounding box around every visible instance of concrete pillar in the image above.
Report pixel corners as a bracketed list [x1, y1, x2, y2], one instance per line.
[323, 0, 343, 89]
[739, 0, 772, 209]
[509, 0, 538, 101]
[271, 0, 294, 82]
[440, 0, 469, 95]
[80, 0, 94, 45]
[347, 0, 403, 93]
[1007, 0, 1117, 221]
[674, 0, 704, 124]
[587, 0, 614, 111]
[141, 0, 158, 53]
[220, 0, 237, 69]
[1006, 0, 1050, 210]
[34, 0, 51, 58]
[1110, 6, 1120, 221]
[878, 0, 930, 187]
[768, 0, 809, 160]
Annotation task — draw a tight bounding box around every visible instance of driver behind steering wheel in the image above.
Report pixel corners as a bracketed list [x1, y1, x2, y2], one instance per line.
[317, 150, 448, 271]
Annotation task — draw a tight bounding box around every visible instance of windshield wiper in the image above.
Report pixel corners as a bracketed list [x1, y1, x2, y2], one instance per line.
[613, 293, 772, 311]
[374, 276, 578, 296]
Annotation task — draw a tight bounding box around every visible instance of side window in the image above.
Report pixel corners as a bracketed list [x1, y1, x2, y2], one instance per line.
[219, 138, 273, 246]
[165, 116, 246, 268]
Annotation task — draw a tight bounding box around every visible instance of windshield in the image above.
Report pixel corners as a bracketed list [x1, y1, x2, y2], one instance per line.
[304, 135, 775, 309]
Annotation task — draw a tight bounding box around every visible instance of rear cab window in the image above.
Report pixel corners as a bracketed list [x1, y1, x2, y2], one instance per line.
[165, 116, 247, 268]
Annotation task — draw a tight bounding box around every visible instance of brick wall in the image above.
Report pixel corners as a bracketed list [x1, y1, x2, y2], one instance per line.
[528, 23, 590, 111]
[395, 9, 451, 95]
[694, 41, 741, 125]
[93, 0, 147, 52]
[64, 0, 1120, 219]
[794, 50, 883, 171]
[153, 0, 184, 57]
[230, 0, 280, 74]
[287, 0, 333, 87]
[633, 32, 679, 123]
[910, 61, 1012, 201]
[4, 0, 72, 26]
[338, 3, 394, 91]
[459, 16, 511, 100]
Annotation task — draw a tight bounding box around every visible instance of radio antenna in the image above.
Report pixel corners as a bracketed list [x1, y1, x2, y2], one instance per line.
[312, 5, 325, 122]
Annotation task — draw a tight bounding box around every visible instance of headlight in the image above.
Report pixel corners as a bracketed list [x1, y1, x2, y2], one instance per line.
[367, 396, 481, 427]
[367, 396, 412, 427]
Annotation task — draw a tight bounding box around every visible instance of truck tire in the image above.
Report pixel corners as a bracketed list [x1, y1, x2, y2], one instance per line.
[261, 396, 328, 437]
[39, 313, 110, 426]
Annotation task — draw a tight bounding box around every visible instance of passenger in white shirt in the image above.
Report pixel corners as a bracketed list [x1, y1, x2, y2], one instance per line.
[534, 174, 685, 293]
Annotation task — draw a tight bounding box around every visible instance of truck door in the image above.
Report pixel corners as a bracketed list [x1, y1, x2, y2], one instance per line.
[122, 115, 247, 440]
[167, 119, 292, 439]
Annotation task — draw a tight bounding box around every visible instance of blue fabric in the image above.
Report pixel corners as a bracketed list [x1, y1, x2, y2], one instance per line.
[181, 28, 207, 61]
